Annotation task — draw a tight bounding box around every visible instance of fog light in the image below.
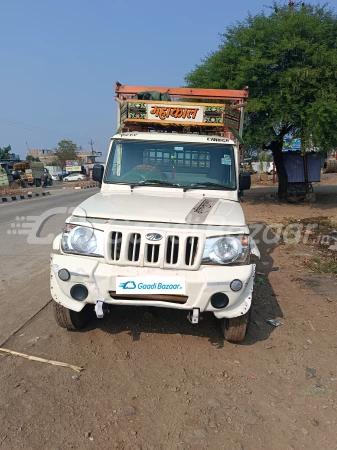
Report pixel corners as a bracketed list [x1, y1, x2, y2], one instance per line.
[58, 269, 70, 281]
[70, 284, 88, 301]
[230, 279, 243, 292]
[210, 293, 229, 309]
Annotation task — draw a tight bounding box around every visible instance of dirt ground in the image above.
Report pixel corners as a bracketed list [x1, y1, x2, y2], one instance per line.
[251, 171, 337, 187]
[0, 185, 41, 197]
[1, 188, 337, 450]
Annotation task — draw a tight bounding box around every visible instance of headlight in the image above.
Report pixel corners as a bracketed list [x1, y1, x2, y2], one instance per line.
[61, 224, 104, 257]
[202, 235, 249, 265]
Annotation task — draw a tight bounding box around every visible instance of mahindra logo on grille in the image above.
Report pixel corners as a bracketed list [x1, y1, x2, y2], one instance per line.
[145, 233, 163, 242]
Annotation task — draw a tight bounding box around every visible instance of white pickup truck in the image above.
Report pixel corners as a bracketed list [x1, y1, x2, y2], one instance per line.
[51, 84, 259, 342]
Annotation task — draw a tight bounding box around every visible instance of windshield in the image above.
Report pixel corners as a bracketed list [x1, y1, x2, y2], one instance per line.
[104, 140, 236, 190]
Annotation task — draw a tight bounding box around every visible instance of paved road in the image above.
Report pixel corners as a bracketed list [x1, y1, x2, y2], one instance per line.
[0, 188, 98, 345]
[25, 180, 96, 190]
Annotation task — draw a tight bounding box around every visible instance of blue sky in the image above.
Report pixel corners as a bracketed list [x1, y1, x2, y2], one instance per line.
[1, 0, 336, 158]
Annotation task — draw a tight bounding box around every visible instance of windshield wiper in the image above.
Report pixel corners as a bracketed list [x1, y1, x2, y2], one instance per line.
[183, 182, 227, 191]
[130, 179, 181, 189]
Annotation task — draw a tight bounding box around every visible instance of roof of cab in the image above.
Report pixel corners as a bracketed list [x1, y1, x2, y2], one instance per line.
[111, 131, 235, 145]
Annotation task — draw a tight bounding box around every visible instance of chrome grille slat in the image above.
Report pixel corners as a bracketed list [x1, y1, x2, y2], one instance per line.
[111, 231, 122, 261]
[146, 243, 160, 264]
[132, 238, 137, 261]
[189, 237, 195, 266]
[170, 236, 175, 264]
[128, 233, 141, 262]
[166, 235, 179, 265]
[185, 236, 199, 266]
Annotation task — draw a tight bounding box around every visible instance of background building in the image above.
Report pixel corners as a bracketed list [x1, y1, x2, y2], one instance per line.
[27, 149, 55, 164]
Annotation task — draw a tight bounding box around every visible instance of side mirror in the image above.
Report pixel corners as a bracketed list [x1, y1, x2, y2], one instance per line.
[239, 172, 251, 191]
[92, 164, 104, 183]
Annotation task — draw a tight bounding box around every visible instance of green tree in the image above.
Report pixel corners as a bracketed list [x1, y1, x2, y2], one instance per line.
[185, 2, 337, 199]
[0, 145, 12, 160]
[51, 139, 81, 177]
[26, 155, 41, 162]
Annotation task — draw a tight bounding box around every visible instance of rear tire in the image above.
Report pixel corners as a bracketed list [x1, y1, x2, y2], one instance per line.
[221, 309, 251, 342]
[53, 302, 92, 330]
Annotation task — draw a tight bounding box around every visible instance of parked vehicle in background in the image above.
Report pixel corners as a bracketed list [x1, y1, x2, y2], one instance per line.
[51, 171, 68, 181]
[12, 162, 52, 187]
[51, 83, 259, 344]
[63, 173, 87, 182]
[45, 165, 61, 177]
[0, 167, 14, 186]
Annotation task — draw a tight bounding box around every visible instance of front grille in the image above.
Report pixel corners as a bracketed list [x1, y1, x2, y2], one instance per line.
[108, 229, 202, 269]
[185, 237, 199, 266]
[128, 233, 141, 262]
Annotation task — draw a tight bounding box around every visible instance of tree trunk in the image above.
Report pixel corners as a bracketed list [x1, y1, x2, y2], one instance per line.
[303, 153, 309, 194]
[267, 141, 288, 201]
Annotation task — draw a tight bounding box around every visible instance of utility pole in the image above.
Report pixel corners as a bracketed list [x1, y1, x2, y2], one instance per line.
[88, 139, 95, 164]
[289, 1, 294, 16]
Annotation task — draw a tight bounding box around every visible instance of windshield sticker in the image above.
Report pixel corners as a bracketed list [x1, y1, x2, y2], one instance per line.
[221, 155, 232, 165]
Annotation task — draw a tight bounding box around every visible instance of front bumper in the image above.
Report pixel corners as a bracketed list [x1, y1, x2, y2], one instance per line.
[50, 253, 255, 319]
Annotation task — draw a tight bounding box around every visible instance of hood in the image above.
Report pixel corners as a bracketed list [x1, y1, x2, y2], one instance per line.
[73, 191, 246, 227]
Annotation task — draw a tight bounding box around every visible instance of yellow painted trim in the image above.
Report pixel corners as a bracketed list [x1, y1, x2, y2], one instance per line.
[125, 99, 227, 108]
[124, 119, 227, 127]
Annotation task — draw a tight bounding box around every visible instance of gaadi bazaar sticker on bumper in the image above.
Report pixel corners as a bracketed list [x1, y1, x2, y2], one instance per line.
[116, 277, 185, 295]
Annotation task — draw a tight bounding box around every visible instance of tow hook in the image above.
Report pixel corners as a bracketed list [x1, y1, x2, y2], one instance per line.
[188, 308, 200, 324]
[94, 300, 105, 319]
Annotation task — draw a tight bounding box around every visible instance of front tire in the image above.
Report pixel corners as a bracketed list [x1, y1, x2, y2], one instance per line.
[53, 302, 92, 330]
[221, 309, 251, 342]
